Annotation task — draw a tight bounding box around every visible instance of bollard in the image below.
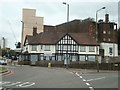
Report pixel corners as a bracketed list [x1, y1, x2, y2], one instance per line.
[48, 63, 51, 68]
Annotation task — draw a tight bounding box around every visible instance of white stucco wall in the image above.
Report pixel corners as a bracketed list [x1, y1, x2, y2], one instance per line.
[100, 43, 118, 57]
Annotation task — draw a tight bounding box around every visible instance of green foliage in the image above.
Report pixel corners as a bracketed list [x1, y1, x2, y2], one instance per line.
[2, 49, 15, 57]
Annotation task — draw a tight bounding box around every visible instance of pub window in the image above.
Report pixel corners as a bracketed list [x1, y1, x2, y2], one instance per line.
[72, 55, 76, 61]
[109, 47, 112, 53]
[88, 56, 95, 61]
[63, 45, 67, 50]
[45, 56, 49, 60]
[79, 55, 85, 61]
[80, 46, 86, 52]
[58, 55, 62, 61]
[44, 45, 50, 51]
[52, 56, 55, 60]
[89, 46, 95, 52]
[31, 45, 37, 51]
[41, 45, 43, 50]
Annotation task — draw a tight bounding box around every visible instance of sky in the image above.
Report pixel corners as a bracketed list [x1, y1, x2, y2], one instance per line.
[0, 0, 119, 49]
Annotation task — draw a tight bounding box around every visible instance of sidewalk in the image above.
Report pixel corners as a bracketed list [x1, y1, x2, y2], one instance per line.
[66, 68, 118, 73]
[49, 67, 118, 73]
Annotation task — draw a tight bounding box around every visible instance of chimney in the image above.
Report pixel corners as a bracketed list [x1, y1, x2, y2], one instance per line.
[105, 14, 109, 23]
[33, 26, 37, 36]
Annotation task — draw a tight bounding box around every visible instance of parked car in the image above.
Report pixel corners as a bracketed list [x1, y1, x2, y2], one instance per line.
[0, 59, 7, 65]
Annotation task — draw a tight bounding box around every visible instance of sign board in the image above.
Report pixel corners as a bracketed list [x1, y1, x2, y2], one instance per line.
[44, 53, 52, 56]
[114, 64, 118, 67]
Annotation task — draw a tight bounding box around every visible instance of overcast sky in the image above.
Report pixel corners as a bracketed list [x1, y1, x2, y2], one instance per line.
[0, 0, 119, 49]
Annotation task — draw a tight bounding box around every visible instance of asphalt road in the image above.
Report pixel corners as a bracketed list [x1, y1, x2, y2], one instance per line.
[1, 65, 119, 89]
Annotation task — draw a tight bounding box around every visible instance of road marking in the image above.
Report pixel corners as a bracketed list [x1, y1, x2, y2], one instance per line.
[75, 72, 80, 77]
[1, 81, 35, 88]
[17, 82, 35, 87]
[0, 82, 11, 85]
[79, 76, 83, 79]
[83, 79, 86, 81]
[89, 87, 94, 90]
[5, 82, 21, 86]
[87, 77, 105, 82]
[86, 83, 90, 86]
[75, 72, 94, 90]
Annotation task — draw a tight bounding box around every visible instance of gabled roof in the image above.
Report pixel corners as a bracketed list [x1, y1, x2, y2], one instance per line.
[25, 32, 98, 45]
[69, 33, 98, 45]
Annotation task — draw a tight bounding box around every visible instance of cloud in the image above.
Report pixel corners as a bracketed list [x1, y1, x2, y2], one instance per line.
[0, 0, 119, 49]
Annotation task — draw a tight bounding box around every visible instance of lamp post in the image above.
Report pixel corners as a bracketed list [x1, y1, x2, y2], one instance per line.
[63, 2, 69, 23]
[21, 21, 24, 48]
[96, 7, 106, 72]
[20, 21, 24, 66]
[63, 2, 69, 69]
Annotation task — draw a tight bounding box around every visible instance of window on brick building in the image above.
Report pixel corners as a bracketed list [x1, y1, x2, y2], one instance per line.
[103, 38, 106, 41]
[108, 31, 111, 34]
[103, 31, 106, 34]
[108, 38, 111, 41]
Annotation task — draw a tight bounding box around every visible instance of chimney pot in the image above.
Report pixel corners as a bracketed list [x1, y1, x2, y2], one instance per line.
[105, 14, 109, 23]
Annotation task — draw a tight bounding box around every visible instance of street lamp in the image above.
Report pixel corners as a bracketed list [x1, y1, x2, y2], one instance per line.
[20, 21, 24, 66]
[63, 2, 69, 69]
[96, 7, 106, 72]
[63, 2, 69, 23]
[21, 21, 24, 48]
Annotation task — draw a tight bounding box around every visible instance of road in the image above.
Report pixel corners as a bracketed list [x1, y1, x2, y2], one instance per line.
[1, 65, 119, 89]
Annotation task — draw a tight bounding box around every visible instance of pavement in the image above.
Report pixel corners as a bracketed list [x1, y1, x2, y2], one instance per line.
[48, 67, 118, 73]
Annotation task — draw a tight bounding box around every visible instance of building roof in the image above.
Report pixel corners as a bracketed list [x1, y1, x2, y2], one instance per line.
[25, 32, 98, 46]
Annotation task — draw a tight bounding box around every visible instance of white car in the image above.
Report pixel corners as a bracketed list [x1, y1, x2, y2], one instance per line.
[0, 59, 7, 65]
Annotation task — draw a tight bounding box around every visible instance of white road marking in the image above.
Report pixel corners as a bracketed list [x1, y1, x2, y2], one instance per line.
[5, 82, 21, 86]
[89, 87, 94, 90]
[0, 82, 11, 85]
[79, 76, 83, 79]
[17, 82, 35, 87]
[1, 81, 35, 88]
[86, 83, 90, 86]
[75, 72, 95, 90]
[87, 77, 105, 82]
[75, 72, 80, 77]
[83, 79, 86, 81]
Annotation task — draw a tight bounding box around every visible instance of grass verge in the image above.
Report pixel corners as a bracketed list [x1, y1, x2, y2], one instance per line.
[0, 67, 7, 72]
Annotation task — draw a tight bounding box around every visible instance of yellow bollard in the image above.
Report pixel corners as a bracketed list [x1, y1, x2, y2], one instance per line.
[48, 63, 51, 68]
